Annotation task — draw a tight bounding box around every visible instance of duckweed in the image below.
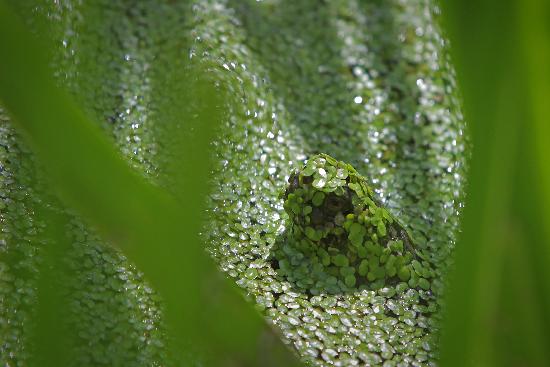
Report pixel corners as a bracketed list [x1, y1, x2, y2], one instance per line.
[1, 0, 466, 366]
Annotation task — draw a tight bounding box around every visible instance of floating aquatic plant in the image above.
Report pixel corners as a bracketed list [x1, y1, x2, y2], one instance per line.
[0, 0, 466, 365]
[274, 154, 433, 294]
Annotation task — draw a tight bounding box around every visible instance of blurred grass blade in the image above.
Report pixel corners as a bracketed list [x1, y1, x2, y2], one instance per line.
[29, 207, 73, 367]
[521, 0, 550, 297]
[440, 0, 550, 366]
[0, 2, 300, 365]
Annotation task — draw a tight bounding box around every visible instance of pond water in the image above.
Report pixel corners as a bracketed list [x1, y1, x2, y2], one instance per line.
[0, 0, 466, 365]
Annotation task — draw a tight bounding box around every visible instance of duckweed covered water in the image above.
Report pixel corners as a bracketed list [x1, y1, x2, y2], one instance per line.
[0, 0, 466, 366]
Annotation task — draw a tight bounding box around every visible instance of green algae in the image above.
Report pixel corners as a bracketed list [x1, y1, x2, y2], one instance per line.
[0, 0, 467, 366]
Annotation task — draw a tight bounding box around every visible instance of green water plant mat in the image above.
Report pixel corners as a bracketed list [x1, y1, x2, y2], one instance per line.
[0, 0, 466, 365]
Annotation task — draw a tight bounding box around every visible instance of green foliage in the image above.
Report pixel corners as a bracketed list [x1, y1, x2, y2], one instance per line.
[440, 0, 550, 366]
